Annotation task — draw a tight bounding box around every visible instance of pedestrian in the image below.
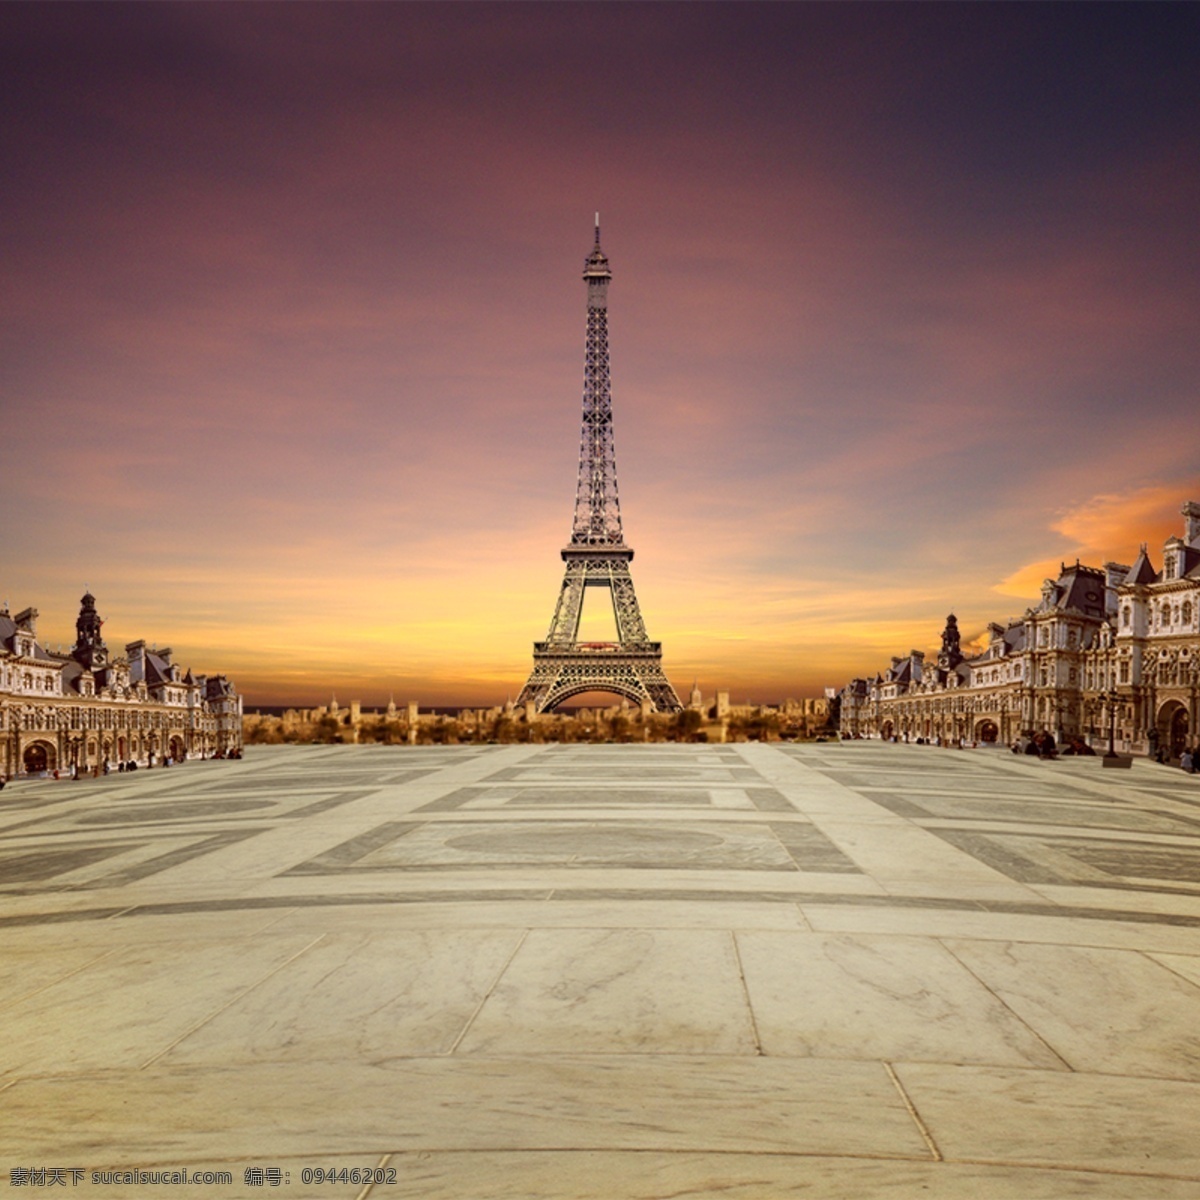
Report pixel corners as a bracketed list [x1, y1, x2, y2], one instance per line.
[1183, 748, 1195, 774]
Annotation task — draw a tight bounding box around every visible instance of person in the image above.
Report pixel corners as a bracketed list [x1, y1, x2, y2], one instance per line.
[1183, 748, 1195, 774]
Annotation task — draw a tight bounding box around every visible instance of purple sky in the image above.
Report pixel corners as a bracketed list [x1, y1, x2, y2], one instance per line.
[3, 3, 1198, 705]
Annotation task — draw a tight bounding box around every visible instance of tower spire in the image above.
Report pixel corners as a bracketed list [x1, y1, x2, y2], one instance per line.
[573, 214, 619, 546]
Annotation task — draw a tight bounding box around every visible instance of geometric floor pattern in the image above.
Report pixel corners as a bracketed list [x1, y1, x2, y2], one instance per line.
[3, 742, 1200, 1197]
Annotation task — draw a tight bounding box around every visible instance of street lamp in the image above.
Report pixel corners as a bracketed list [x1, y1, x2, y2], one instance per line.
[1098, 689, 1120, 759]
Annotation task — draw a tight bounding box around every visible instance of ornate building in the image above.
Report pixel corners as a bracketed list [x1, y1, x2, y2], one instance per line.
[838, 500, 1200, 758]
[1, 592, 242, 778]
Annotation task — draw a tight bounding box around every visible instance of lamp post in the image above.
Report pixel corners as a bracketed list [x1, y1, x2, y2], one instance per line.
[1099, 689, 1119, 759]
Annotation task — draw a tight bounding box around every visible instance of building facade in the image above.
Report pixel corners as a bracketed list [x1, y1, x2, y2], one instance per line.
[838, 500, 1200, 758]
[1, 592, 243, 778]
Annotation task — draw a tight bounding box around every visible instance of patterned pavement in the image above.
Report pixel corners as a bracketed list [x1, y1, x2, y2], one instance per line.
[3, 742, 1200, 1197]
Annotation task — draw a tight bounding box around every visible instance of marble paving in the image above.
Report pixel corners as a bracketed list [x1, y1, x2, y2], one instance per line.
[3, 742, 1200, 1197]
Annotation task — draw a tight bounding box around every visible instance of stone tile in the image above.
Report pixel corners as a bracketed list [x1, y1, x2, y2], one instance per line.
[376, 1151, 1200, 1198]
[355, 820, 801, 872]
[0, 842, 141, 885]
[264, 898, 808, 933]
[800, 902, 1200, 952]
[1027, 883, 1200, 918]
[942, 940, 1200, 1080]
[806, 820, 1041, 901]
[768, 822, 862, 873]
[896, 1062, 1200, 1176]
[0, 935, 320, 1076]
[457, 929, 757, 1054]
[165, 930, 523, 1063]
[737, 931, 1064, 1069]
[0, 945, 119, 1011]
[3, 1057, 931, 1160]
[1148, 951, 1200, 987]
[500, 787, 715, 807]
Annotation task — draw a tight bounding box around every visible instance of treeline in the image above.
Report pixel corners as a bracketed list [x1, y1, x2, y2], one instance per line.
[244, 707, 817, 746]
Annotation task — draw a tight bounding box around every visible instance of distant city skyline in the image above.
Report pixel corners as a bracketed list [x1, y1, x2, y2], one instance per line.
[3, 4, 1198, 706]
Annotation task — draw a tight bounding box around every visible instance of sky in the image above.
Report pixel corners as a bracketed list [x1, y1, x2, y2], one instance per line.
[2, 2, 1199, 707]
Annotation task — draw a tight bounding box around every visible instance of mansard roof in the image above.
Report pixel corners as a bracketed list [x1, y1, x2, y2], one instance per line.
[60, 659, 85, 692]
[206, 674, 237, 699]
[1040, 562, 1107, 617]
[0, 614, 59, 663]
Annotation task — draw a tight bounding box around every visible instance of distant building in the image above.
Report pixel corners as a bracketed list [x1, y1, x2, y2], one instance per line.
[838, 500, 1200, 758]
[0, 592, 242, 778]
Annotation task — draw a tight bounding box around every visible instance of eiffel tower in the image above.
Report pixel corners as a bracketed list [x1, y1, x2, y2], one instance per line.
[517, 220, 683, 714]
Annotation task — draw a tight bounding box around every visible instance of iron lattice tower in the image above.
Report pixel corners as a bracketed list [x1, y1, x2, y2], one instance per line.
[517, 221, 683, 714]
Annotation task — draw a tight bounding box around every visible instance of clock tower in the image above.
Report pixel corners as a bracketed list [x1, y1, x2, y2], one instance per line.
[73, 591, 109, 671]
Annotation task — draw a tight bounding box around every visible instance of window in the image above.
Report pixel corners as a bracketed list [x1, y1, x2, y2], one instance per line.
[1122, 607, 1131, 628]
[1119, 661, 1130, 683]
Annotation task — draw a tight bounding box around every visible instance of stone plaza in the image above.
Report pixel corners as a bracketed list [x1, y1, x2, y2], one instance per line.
[3, 742, 1200, 1197]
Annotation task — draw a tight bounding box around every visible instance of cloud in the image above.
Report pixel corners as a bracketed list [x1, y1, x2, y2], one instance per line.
[995, 482, 1198, 598]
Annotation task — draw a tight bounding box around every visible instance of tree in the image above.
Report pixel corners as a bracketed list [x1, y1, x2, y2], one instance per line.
[672, 710, 703, 741]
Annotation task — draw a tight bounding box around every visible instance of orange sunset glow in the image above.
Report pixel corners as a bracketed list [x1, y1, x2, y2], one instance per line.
[3, 5, 1199, 706]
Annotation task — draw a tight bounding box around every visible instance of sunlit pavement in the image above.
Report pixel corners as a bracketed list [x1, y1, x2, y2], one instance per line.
[3, 742, 1200, 1198]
